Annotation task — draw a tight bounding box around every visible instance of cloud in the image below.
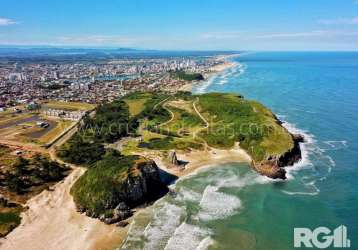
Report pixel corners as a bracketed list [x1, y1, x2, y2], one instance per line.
[0, 17, 16, 26]
[318, 17, 358, 25]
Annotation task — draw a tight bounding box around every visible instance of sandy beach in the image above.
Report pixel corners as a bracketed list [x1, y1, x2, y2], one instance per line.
[208, 60, 237, 73]
[179, 56, 237, 92]
[0, 167, 130, 250]
[155, 144, 251, 178]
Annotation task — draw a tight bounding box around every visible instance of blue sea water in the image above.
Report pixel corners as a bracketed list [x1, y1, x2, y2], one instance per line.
[122, 52, 358, 249]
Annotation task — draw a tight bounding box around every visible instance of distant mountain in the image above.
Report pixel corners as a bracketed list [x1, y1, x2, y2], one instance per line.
[0, 47, 139, 56]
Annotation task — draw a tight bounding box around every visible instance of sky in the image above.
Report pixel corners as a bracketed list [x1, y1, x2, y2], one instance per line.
[1, 0, 358, 50]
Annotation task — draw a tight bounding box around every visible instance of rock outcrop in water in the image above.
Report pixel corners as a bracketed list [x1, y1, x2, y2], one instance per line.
[252, 134, 304, 179]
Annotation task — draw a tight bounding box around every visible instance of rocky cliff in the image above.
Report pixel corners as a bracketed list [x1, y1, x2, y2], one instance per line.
[252, 134, 304, 179]
[72, 156, 169, 225]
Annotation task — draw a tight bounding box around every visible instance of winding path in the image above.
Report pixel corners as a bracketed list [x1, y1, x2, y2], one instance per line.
[192, 98, 210, 150]
[159, 102, 175, 127]
[193, 97, 209, 129]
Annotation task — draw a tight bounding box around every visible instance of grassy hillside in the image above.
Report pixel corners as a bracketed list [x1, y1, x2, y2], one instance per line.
[71, 150, 139, 216]
[116, 91, 294, 163]
[197, 93, 294, 161]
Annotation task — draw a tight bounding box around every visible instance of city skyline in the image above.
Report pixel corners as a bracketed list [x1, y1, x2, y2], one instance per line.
[1, 0, 358, 51]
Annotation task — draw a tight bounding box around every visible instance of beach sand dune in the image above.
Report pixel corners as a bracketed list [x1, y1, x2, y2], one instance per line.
[0, 167, 127, 250]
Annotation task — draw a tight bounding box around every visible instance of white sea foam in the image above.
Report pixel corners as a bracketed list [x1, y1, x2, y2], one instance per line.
[196, 75, 218, 93]
[142, 203, 184, 250]
[196, 236, 215, 250]
[280, 120, 315, 180]
[216, 62, 246, 86]
[198, 185, 241, 221]
[278, 118, 338, 196]
[323, 140, 348, 150]
[164, 223, 212, 250]
[196, 61, 246, 91]
[175, 187, 202, 202]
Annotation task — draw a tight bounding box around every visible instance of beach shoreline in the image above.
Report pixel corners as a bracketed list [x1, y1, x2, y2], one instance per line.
[154, 144, 251, 178]
[0, 144, 251, 250]
[179, 54, 239, 92]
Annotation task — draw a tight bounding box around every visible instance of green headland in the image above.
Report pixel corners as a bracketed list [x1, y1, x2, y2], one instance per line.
[56, 91, 302, 224]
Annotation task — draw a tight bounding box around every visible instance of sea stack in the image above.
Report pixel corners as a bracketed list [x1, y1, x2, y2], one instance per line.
[168, 150, 179, 166]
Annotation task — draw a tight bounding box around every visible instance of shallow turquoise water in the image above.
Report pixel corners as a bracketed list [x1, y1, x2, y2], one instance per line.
[122, 52, 358, 249]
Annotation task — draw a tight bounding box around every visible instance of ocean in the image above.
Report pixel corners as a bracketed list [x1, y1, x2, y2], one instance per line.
[121, 52, 358, 249]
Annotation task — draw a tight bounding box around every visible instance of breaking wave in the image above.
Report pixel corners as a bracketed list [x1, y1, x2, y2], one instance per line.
[198, 185, 241, 221]
[164, 223, 213, 250]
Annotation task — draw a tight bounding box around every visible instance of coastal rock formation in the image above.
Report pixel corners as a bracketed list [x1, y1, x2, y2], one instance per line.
[252, 134, 304, 179]
[124, 159, 168, 206]
[168, 150, 179, 166]
[72, 156, 169, 224]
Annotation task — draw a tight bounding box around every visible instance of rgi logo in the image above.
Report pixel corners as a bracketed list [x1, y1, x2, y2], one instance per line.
[294, 225, 350, 248]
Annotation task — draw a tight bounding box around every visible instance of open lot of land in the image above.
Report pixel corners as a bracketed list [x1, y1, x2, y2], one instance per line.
[0, 101, 93, 148]
[42, 101, 95, 111]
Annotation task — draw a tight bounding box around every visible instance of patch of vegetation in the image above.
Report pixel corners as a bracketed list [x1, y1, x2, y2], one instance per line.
[0, 154, 70, 195]
[132, 92, 171, 125]
[83, 100, 132, 143]
[56, 134, 105, 165]
[167, 106, 205, 130]
[138, 136, 203, 151]
[37, 83, 67, 90]
[170, 70, 204, 81]
[139, 137, 175, 150]
[57, 100, 134, 164]
[174, 91, 194, 100]
[0, 198, 23, 237]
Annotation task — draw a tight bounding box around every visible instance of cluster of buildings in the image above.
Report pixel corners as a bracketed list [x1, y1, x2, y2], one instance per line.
[43, 108, 86, 121]
[0, 56, 222, 108]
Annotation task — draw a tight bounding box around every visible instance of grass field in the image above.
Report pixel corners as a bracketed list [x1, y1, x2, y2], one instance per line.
[124, 98, 148, 117]
[38, 120, 74, 144]
[42, 101, 95, 111]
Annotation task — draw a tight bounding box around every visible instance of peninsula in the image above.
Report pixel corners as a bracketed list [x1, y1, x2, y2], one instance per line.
[55, 90, 303, 226]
